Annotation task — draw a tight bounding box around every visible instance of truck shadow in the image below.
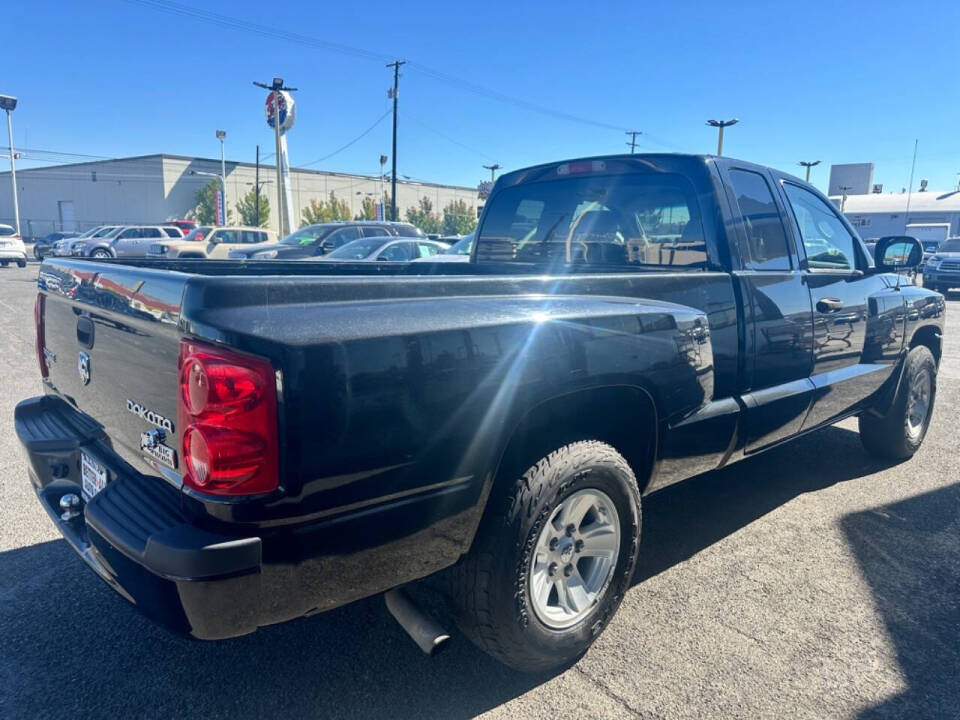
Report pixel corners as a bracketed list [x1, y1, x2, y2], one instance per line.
[1, 425, 943, 720]
[634, 424, 892, 584]
[844, 483, 960, 718]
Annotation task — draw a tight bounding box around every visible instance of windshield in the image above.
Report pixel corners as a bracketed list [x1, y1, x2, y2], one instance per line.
[475, 172, 706, 268]
[280, 225, 334, 246]
[326, 238, 388, 259]
[447, 234, 474, 255]
[938, 239, 960, 253]
[183, 226, 213, 241]
[76, 227, 101, 238]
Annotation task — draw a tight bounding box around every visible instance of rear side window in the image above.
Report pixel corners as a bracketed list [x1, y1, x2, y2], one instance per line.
[162, 227, 180, 238]
[417, 242, 441, 258]
[393, 224, 423, 237]
[782, 183, 859, 270]
[727, 169, 791, 270]
[362, 226, 389, 237]
[474, 173, 707, 268]
[142, 228, 163, 238]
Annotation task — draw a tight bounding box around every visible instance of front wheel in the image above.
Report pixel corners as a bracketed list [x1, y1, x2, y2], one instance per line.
[860, 345, 936, 459]
[90, 248, 112, 259]
[452, 440, 641, 672]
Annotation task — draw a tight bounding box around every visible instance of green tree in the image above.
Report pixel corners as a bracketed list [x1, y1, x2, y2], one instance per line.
[441, 199, 477, 236]
[406, 196, 441, 234]
[236, 187, 270, 227]
[301, 191, 352, 226]
[189, 180, 231, 224]
[355, 196, 378, 220]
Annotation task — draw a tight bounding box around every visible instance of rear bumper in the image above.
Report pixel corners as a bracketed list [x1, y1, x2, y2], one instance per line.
[15, 395, 262, 639]
[0, 249, 27, 260]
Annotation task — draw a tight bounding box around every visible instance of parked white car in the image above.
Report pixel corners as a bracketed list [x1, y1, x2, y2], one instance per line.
[413, 233, 474, 263]
[311, 237, 450, 262]
[0, 224, 27, 268]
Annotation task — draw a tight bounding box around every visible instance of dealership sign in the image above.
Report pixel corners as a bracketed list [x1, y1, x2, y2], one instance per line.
[477, 181, 494, 199]
[215, 190, 225, 225]
[265, 91, 296, 134]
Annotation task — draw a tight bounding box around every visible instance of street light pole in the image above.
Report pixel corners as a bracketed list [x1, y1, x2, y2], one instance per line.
[799, 160, 821, 183]
[482, 163, 501, 183]
[707, 118, 738, 156]
[1, 94, 21, 237]
[387, 60, 405, 222]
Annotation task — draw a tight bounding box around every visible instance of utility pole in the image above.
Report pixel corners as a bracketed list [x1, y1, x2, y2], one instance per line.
[625, 130, 642, 154]
[387, 60, 405, 222]
[482, 163, 501, 183]
[255, 144, 260, 227]
[707, 118, 738, 156]
[0, 94, 21, 237]
[905, 139, 918, 231]
[839, 185, 853, 212]
[799, 160, 821, 183]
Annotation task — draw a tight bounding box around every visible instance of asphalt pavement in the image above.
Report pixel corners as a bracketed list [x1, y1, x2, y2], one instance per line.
[1, 261, 958, 719]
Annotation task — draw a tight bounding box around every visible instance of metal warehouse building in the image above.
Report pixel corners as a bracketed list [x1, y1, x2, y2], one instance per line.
[0, 154, 480, 238]
[835, 189, 960, 239]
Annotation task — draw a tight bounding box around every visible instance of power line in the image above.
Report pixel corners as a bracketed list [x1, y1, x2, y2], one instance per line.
[299, 109, 391, 168]
[404, 112, 496, 161]
[122, 0, 638, 136]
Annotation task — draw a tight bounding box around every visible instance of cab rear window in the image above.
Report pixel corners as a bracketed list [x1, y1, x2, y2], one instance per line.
[475, 172, 706, 269]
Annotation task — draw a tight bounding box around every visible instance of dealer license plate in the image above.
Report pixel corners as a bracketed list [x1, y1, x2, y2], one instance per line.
[81, 452, 107, 500]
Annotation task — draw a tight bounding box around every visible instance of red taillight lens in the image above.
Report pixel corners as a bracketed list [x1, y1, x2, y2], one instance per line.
[35, 294, 48, 379]
[178, 340, 278, 496]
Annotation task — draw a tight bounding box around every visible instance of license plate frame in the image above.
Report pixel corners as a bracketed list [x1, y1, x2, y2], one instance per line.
[80, 452, 107, 500]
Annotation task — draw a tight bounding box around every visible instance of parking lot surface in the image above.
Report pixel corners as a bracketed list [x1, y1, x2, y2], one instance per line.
[1, 262, 958, 719]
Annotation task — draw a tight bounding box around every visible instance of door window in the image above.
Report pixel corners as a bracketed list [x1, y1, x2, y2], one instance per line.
[782, 183, 859, 270]
[331, 227, 362, 246]
[417, 242, 441, 258]
[215, 230, 240, 244]
[119, 228, 142, 239]
[379, 242, 415, 261]
[727, 169, 791, 270]
[142, 228, 163, 238]
[362, 226, 390, 237]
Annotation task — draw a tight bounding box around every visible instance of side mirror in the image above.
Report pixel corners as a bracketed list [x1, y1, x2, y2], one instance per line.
[875, 236, 922, 271]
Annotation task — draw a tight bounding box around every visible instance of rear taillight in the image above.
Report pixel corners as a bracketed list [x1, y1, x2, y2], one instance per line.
[178, 340, 278, 496]
[34, 294, 48, 379]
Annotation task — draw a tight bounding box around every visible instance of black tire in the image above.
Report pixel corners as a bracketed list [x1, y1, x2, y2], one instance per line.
[860, 345, 936, 459]
[16, 259, 26, 268]
[0, 261, 8, 267]
[90, 249, 112, 259]
[33, 247, 43, 259]
[452, 440, 641, 672]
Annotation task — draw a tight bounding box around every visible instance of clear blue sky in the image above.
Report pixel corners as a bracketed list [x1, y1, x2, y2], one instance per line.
[5, 0, 960, 192]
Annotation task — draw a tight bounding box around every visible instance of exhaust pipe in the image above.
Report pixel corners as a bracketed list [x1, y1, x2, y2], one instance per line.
[385, 587, 451, 656]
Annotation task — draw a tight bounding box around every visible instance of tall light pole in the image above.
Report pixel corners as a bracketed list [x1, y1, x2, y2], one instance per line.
[839, 185, 853, 212]
[1, 94, 21, 237]
[483, 163, 501, 183]
[799, 160, 821, 183]
[707, 118, 738, 156]
[379, 154, 388, 220]
[216, 129, 226, 184]
[387, 60, 405, 221]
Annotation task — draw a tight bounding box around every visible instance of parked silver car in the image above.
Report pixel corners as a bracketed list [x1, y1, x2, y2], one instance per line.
[78, 225, 184, 258]
[311, 237, 450, 262]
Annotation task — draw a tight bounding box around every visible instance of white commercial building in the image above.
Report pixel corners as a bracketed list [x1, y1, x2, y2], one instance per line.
[834, 190, 960, 240]
[0, 154, 480, 238]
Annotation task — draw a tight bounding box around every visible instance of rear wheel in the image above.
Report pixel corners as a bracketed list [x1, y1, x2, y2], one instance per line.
[452, 440, 640, 672]
[860, 345, 936, 459]
[16, 259, 26, 268]
[90, 248, 112, 259]
[0, 261, 8, 267]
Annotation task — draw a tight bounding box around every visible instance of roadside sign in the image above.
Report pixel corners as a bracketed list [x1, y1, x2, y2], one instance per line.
[215, 190, 225, 225]
[478, 180, 494, 199]
[265, 91, 296, 134]
[376, 202, 384, 221]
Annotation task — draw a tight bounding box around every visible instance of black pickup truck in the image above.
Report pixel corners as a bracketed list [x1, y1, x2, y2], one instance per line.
[16, 154, 944, 671]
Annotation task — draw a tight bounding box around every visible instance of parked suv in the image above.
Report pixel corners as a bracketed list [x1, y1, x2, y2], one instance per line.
[148, 226, 276, 259]
[229, 221, 425, 259]
[78, 226, 182, 258]
[0, 224, 27, 267]
[57, 226, 119, 256]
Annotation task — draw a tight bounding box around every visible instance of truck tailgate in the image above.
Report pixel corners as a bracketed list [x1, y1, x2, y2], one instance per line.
[38, 260, 189, 479]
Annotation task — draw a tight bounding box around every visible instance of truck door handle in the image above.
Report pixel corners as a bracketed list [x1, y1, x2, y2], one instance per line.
[816, 297, 844, 313]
